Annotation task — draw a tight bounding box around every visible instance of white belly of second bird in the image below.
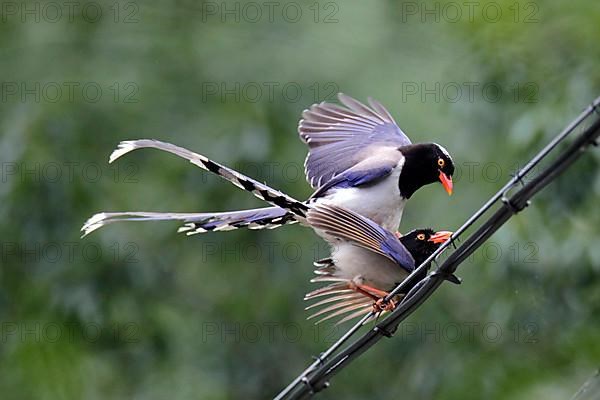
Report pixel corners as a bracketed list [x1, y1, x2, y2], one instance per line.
[331, 244, 406, 290]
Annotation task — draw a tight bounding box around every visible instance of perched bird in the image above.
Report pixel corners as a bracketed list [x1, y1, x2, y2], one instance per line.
[303, 204, 452, 324]
[82, 94, 454, 237]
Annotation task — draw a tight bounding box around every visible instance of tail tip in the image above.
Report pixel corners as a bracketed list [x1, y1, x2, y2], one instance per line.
[109, 140, 142, 164]
[80, 212, 108, 237]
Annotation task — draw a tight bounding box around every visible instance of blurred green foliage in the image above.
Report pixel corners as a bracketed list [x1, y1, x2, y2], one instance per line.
[1, 0, 599, 399]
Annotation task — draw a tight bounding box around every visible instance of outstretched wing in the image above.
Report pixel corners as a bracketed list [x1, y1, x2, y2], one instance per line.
[299, 93, 411, 188]
[308, 149, 402, 199]
[306, 204, 415, 272]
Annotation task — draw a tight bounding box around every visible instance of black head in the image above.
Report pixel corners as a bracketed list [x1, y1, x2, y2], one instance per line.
[398, 143, 455, 199]
[394, 228, 452, 291]
[399, 228, 452, 266]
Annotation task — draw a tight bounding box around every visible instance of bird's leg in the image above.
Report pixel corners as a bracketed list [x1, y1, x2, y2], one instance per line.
[347, 278, 397, 312]
[347, 279, 387, 301]
[373, 297, 396, 313]
[348, 284, 380, 301]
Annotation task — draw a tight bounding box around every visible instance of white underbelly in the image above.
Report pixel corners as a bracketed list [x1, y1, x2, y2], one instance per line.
[330, 243, 407, 290]
[306, 166, 407, 289]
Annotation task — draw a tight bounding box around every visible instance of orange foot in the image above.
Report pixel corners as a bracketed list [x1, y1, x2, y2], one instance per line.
[373, 297, 396, 313]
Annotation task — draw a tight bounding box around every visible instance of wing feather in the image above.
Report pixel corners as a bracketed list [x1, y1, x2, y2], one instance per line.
[307, 204, 415, 272]
[299, 93, 411, 188]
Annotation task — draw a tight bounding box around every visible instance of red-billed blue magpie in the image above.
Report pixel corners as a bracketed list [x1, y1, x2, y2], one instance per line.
[82, 94, 454, 236]
[304, 204, 452, 324]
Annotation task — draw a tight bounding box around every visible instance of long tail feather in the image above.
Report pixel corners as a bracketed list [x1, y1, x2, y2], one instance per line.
[307, 298, 368, 321]
[335, 306, 375, 325]
[109, 139, 308, 215]
[176, 207, 296, 235]
[303, 267, 381, 324]
[81, 207, 298, 237]
[304, 293, 364, 310]
[82, 211, 204, 237]
[304, 283, 375, 325]
[82, 139, 309, 236]
[304, 281, 352, 299]
[313, 301, 373, 325]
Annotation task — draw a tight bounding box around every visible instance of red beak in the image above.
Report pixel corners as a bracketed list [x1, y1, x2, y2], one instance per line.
[438, 171, 453, 195]
[428, 230, 453, 244]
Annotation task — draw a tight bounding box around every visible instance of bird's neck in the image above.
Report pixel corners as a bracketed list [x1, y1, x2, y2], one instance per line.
[398, 144, 433, 198]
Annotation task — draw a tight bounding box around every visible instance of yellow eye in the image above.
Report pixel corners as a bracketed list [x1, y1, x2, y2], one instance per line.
[437, 158, 445, 168]
[417, 233, 426, 241]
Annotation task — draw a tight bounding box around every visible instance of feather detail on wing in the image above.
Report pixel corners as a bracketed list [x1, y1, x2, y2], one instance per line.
[308, 157, 398, 199]
[306, 204, 415, 272]
[299, 93, 411, 188]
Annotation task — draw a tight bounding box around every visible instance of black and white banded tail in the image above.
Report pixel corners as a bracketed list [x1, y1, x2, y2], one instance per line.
[82, 139, 307, 237]
[177, 206, 297, 235]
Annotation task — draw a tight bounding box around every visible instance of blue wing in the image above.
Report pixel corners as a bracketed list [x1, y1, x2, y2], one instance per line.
[309, 164, 394, 199]
[299, 93, 412, 188]
[306, 204, 415, 273]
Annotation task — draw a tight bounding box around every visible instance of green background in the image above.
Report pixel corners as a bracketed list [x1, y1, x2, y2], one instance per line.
[1, 0, 599, 399]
